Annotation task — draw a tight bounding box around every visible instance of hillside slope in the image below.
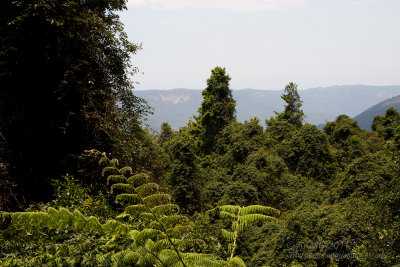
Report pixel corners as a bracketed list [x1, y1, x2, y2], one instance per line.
[353, 95, 400, 130]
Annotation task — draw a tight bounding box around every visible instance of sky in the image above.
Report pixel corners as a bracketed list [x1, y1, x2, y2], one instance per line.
[119, 0, 400, 90]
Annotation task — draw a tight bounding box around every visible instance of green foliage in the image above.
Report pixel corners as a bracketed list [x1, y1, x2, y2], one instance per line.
[196, 67, 236, 153]
[271, 82, 305, 127]
[278, 124, 336, 182]
[159, 122, 175, 144]
[0, 0, 151, 206]
[216, 204, 279, 261]
[167, 134, 202, 214]
[371, 107, 400, 140]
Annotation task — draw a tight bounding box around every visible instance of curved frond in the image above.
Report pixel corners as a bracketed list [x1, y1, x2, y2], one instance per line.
[119, 166, 133, 176]
[240, 205, 280, 217]
[135, 182, 160, 197]
[125, 204, 147, 216]
[116, 193, 140, 204]
[219, 205, 240, 214]
[107, 174, 126, 185]
[143, 193, 171, 208]
[127, 173, 149, 187]
[102, 166, 119, 176]
[110, 183, 134, 194]
[151, 204, 180, 216]
[228, 256, 246, 267]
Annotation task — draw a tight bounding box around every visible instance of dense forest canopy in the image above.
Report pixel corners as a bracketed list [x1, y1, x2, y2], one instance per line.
[1, 1, 400, 266]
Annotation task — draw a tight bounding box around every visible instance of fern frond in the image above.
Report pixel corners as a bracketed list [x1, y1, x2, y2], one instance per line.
[159, 249, 181, 267]
[72, 210, 87, 231]
[238, 214, 277, 232]
[166, 225, 192, 238]
[121, 251, 140, 265]
[240, 205, 280, 217]
[143, 193, 171, 207]
[219, 211, 237, 220]
[228, 256, 246, 267]
[151, 204, 180, 216]
[159, 215, 187, 227]
[136, 229, 162, 245]
[221, 229, 235, 242]
[139, 212, 156, 221]
[107, 174, 126, 185]
[102, 166, 119, 176]
[135, 182, 160, 197]
[183, 253, 227, 267]
[110, 158, 119, 166]
[119, 166, 133, 176]
[116, 193, 140, 204]
[98, 156, 109, 165]
[110, 183, 134, 194]
[125, 204, 147, 215]
[219, 205, 240, 214]
[127, 173, 149, 187]
[85, 216, 103, 233]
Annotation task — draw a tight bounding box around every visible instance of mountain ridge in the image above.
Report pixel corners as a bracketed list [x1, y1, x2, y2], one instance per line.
[135, 85, 400, 130]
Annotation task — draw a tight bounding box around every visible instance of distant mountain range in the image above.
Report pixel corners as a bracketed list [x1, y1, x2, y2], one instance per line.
[353, 95, 400, 130]
[135, 85, 400, 130]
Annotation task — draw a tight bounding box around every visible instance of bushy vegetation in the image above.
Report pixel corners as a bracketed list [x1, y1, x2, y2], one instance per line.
[1, 1, 400, 266]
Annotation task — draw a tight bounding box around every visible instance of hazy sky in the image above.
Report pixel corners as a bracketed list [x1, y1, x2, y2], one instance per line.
[120, 0, 400, 90]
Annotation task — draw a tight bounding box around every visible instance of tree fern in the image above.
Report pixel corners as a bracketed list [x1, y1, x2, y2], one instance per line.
[216, 204, 280, 261]
[96, 150, 225, 266]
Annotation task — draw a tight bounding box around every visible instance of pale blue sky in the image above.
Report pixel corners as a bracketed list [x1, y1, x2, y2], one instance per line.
[120, 0, 400, 90]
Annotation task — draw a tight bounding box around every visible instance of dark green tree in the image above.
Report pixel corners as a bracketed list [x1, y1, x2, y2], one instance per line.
[167, 134, 202, 214]
[371, 107, 400, 140]
[196, 67, 236, 153]
[159, 122, 174, 144]
[271, 82, 304, 127]
[0, 0, 150, 206]
[278, 124, 335, 182]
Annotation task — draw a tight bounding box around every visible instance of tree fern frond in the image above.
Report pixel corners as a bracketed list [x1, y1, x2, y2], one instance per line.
[135, 229, 160, 246]
[125, 204, 147, 215]
[164, 225, 191, 238]
[121, 251, 140, 265]
[102, 166, 119, 176]
[227, 256, 246, 267]
[219, 211, 237, 220]
[127, 173, 149, 187]
[183, 253, 227, 267]
[107, 174, 126, 185]
[221, 229, 235, 242]
[135, 182, 160, 197]
[143, 193, 171, 208]
[240, 205, 280, 217]
[151, 204, 180, 216]
[110, 158, 119, 166]
[159, 215, 187, 227]
[98, 156, 109, 165]
[218, 205, 240, 214]
[159, 249, 181, 267]
[238, 214, 277, 231]
[110, 183, 134, 194]
[119, 166, 133, 176]
[72, 210, 87, 231]
[116, 193, 140, 204]
[139, 212, 156, 221]
[85, 216, 103, 233]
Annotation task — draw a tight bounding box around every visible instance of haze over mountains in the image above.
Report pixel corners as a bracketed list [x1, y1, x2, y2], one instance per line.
[135, 85, 400, 130]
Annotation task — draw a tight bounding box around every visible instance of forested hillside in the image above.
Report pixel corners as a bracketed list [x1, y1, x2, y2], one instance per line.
[1, 1, 400, 266]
